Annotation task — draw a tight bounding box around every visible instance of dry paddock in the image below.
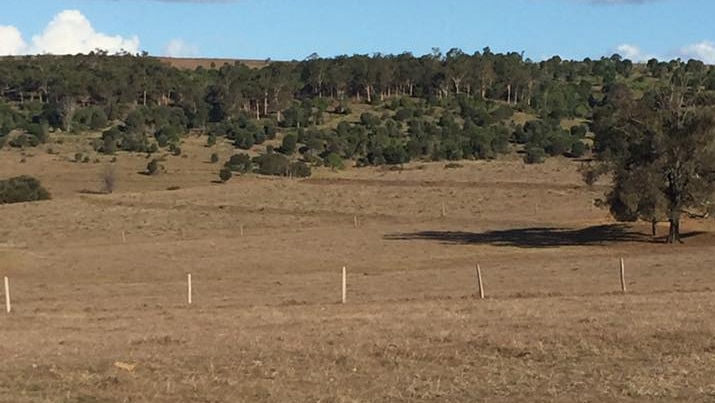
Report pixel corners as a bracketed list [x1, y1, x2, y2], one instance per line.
[1, 146, 715, 402]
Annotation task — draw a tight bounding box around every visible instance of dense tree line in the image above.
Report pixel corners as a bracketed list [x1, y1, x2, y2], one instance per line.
[3, 50, 715, 239]
[2, 49, 715, 173]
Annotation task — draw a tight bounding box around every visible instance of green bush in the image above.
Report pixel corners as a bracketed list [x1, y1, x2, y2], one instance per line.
[206, 134, 217, 147]
[254, 152, 290, 176]
[570, 139, 587, 158]
[9, 133, 39, 148]
[394, 108, 415, 121]
[324, 153, 345, 170]
[24, 123, 48, 143]
[544, 130, 572, 156]
[233, 130, 256, 150]
[570, 124, 588, 138]
[524, 146, 546, 164]
[225, 153, 252, 173]
[264, 121, 277, 140]
[0, 176, 51, 204]
[280, 133, 298, 154]
[219, 168, 232, 182]
[210, 153, 219, 163]
[289, 161, 312, 178]
[90, 108, 108, 130]
[383, 144, 410, 165]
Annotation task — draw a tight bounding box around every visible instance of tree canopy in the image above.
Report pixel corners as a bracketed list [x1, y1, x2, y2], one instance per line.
[590, 74, 715, 243]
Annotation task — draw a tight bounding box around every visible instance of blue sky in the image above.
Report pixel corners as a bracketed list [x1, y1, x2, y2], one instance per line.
[1, 0, 714, 62]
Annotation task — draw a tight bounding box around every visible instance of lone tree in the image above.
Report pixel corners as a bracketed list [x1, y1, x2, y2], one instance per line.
[589, 81, 715, 243]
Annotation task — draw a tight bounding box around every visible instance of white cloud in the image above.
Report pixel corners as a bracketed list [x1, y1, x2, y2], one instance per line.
[0, 10, 139, 56]
[614, 43, 654, 61]
[30, 10, 139, 55]
[680, 41, 715, 64]
[0, 25, 26, 55]
[164, 38, 199, 57]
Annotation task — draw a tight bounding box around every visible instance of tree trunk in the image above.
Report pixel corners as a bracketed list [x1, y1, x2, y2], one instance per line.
[452, 77, 462, 94]
[507, 84, 511, 104]
[666, 217, 682, 244]
[366, 85, 372, 103]
[264, 90, 269, 116]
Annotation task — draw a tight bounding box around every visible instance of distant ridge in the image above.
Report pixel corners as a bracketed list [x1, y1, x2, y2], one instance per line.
[157, 57, 272, 70]
[0, 55, 273, 70]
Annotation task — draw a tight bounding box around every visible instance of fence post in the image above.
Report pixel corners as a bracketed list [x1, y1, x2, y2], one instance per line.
[4, 276, 10, 314]
[187, 273, 192, 305]
[620, 258, 626, 293]
[475, 264, 485, 299]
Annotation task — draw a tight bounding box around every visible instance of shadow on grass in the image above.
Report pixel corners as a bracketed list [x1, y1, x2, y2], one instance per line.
[383, 224, 690, 248]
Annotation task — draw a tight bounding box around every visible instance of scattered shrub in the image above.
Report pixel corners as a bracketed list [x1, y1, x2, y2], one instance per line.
[570, 140, 587, 158]
[219, 168, 232, 182]
[224, 153, 252, 173]
[0, 176, 51, 204]
[254, 152, 290, 176]
[101, 164, 117, 194]
[324, 153, 345, 170]
[524, 146, 546, 164]
[289, 161, 312, 178]
[210, 153, 219, 163]
[146, 158, 160, 175]
[280, 133, 298, 154]
[206, 134, 217, 147]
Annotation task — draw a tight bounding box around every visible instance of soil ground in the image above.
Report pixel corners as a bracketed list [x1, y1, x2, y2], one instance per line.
[1, 138, 715, 402]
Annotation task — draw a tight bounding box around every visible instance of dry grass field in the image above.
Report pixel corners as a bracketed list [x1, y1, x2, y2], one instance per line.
[158, 57, 270, 70]
[2, 136, 715, 402]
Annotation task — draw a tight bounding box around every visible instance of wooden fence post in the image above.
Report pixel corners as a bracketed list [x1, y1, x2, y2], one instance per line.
[620, 258, 626, 293]
[4, 276, 10, 313]
[187, 273, 193, 305]
[475, 264, 485, 299]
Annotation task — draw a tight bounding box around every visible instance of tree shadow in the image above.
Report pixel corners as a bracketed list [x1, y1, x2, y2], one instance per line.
[384, 224, 657, 248]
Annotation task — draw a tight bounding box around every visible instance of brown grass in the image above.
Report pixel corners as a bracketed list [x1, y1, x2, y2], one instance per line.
[1, 137, 715, 402]
[157, 57, 270, 70]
